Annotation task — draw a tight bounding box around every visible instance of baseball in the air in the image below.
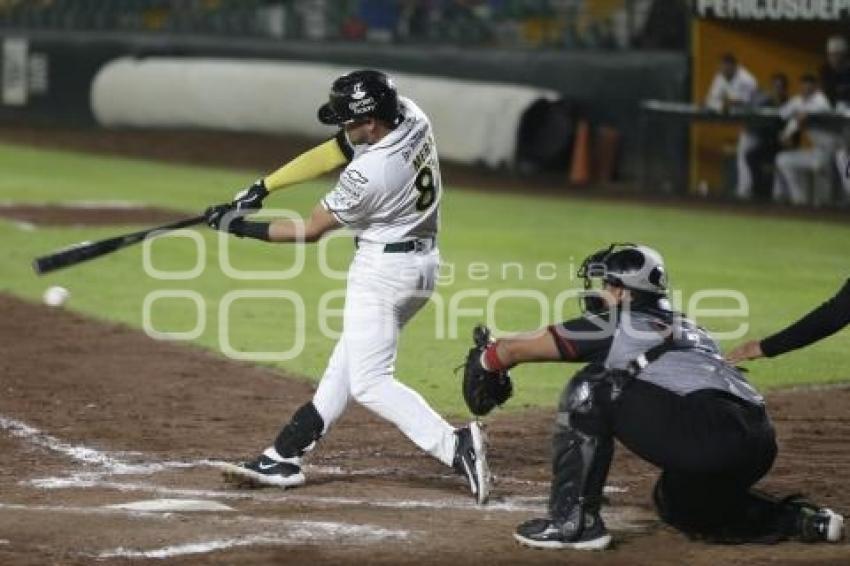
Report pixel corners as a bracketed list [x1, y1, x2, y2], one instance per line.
[43, 286, 70, 307]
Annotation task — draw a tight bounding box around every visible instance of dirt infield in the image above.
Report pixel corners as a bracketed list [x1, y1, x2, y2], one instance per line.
[0, 293, 848, 565]
[0, 203, 188, 227]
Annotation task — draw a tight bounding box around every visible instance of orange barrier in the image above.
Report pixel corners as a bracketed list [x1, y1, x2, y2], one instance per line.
[594, 126, 621, 182]
[569, 119, 591, 185]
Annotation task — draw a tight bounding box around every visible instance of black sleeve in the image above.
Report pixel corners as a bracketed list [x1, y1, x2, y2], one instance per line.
[548, 314, 614, 365]
[334, 130, 355, 162]
[229, 219, 271, 241]
[760, 279, 850, 358]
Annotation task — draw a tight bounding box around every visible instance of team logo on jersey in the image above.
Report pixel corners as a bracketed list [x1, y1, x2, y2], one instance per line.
[326, 182, 366, 210]
[344, 169, 369, 185]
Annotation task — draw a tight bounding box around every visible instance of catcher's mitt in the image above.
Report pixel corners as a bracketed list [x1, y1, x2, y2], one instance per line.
[461, 324, 513, 416]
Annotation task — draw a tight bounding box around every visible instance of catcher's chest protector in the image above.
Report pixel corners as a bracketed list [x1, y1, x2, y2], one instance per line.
[605, 311, 764, 405]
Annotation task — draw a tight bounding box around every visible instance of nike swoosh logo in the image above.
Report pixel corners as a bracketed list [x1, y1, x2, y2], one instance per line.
[258, 462, 277, 471]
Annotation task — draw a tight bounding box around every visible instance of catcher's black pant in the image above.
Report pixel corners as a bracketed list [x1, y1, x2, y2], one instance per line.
[560, 377, 797, 542]
[613, 380, 795, 541]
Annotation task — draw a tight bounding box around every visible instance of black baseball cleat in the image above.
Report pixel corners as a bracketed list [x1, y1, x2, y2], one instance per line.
[453, 421, 491, 505]
[219, 451, 305, 489]
[514, 514, 612, 550]
[798, 505, 845, 543]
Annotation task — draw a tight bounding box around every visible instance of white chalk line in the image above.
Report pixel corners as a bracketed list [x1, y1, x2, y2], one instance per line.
[1, 414, 651, 558]
[0, 415, 127, 468]
[0, 500, 409, 541]
[4, 413, 645, 529]
[0, 501, 411, 558]
[96, 520, 410, 559]
[26, 476, 651, 530]
[0, 414, 222, 479]
[2, 413, 626, 496]
[0, 501, 175, 520]
[30, 475, 545, 511]
[106, 499, 235, 513]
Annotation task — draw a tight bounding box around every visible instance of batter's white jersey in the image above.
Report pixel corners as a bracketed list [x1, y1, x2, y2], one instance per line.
[321, 97, 441, 243]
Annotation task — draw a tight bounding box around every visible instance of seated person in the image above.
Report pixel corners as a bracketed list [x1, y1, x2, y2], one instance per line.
[774, 74, 838, 206]
[745, 73, 794, 200]
[705, 53, 760, 199]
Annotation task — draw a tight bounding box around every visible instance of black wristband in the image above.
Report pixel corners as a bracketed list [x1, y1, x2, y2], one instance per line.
[229, 219, 271, 241]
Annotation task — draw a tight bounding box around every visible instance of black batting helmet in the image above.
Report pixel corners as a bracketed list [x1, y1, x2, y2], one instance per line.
[317, 69, 402, 127]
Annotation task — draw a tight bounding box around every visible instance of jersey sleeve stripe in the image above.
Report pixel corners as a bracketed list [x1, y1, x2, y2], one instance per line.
[548, 325, 578, 361]
[320, 198, 348, 225]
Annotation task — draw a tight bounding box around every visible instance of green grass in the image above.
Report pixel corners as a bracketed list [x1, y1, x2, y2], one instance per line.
[1, 142, 848, 416]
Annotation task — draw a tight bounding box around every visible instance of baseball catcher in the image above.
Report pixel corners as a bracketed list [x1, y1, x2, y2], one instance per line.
[463, 243, 844, 550]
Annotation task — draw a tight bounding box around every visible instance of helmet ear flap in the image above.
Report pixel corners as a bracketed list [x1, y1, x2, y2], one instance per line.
[648, 266, 667, 289]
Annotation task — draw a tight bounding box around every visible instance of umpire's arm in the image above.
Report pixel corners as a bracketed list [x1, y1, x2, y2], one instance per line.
[728, 278, 850, 363]
[760, 278, 850, 357]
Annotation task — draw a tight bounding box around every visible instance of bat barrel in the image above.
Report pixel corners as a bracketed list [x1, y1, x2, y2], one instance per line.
[31, 215, 206, 276]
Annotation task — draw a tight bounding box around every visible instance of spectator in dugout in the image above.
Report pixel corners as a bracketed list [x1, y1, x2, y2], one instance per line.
[705, 53, 759, 200]
[743, 73, 794, 201]
[773, 74, 845, 207]
[820, 35, 850, 201]
[821, 35, 850, 108]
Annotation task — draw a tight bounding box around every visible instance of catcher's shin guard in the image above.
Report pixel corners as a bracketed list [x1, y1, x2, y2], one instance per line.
[551, 364, 618, 514]
[274, 402, 325, 458]
[517, 365, 617, 549]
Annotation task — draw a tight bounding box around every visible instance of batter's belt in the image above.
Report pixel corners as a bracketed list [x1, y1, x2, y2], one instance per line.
[354, 236, 436, 253]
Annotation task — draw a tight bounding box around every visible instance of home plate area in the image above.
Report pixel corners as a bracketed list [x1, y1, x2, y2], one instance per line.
[0, 293, 848, 565]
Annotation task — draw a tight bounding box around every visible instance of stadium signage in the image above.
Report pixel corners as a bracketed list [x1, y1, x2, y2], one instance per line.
[696, 0, 850, 20]
[2, 38, 28, 106]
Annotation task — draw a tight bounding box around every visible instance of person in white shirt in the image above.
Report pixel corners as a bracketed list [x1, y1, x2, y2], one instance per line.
[774, 74, 838, 206]
[705, 53, 760, 200]
[204, 69, 490, 503]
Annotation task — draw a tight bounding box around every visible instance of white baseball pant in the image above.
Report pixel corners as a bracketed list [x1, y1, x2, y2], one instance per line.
[736, 130, 759, 200]
[774, 147, 834, 206]
[311, 240, 456, 466]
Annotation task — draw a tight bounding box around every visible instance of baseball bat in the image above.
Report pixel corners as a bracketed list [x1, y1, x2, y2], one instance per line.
[32, 215, 206, 276]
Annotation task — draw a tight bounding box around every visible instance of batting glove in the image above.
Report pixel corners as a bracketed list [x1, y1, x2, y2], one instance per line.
[204, 203, 235, 231]
[231, 179, 269, 212]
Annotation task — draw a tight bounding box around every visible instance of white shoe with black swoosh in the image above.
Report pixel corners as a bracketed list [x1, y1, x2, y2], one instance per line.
[220, 449, 305, 489]
[453, 421, 491, 505]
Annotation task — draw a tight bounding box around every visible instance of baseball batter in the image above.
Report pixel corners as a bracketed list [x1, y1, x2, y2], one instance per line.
[205, 69, 489, 503]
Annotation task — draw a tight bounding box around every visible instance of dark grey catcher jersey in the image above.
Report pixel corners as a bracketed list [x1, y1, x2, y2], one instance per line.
[605, 310, 764, 405]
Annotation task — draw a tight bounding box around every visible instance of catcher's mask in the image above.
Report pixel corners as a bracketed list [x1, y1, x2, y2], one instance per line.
[317, 69, 402, 128]
[577, 243, 668, 314]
